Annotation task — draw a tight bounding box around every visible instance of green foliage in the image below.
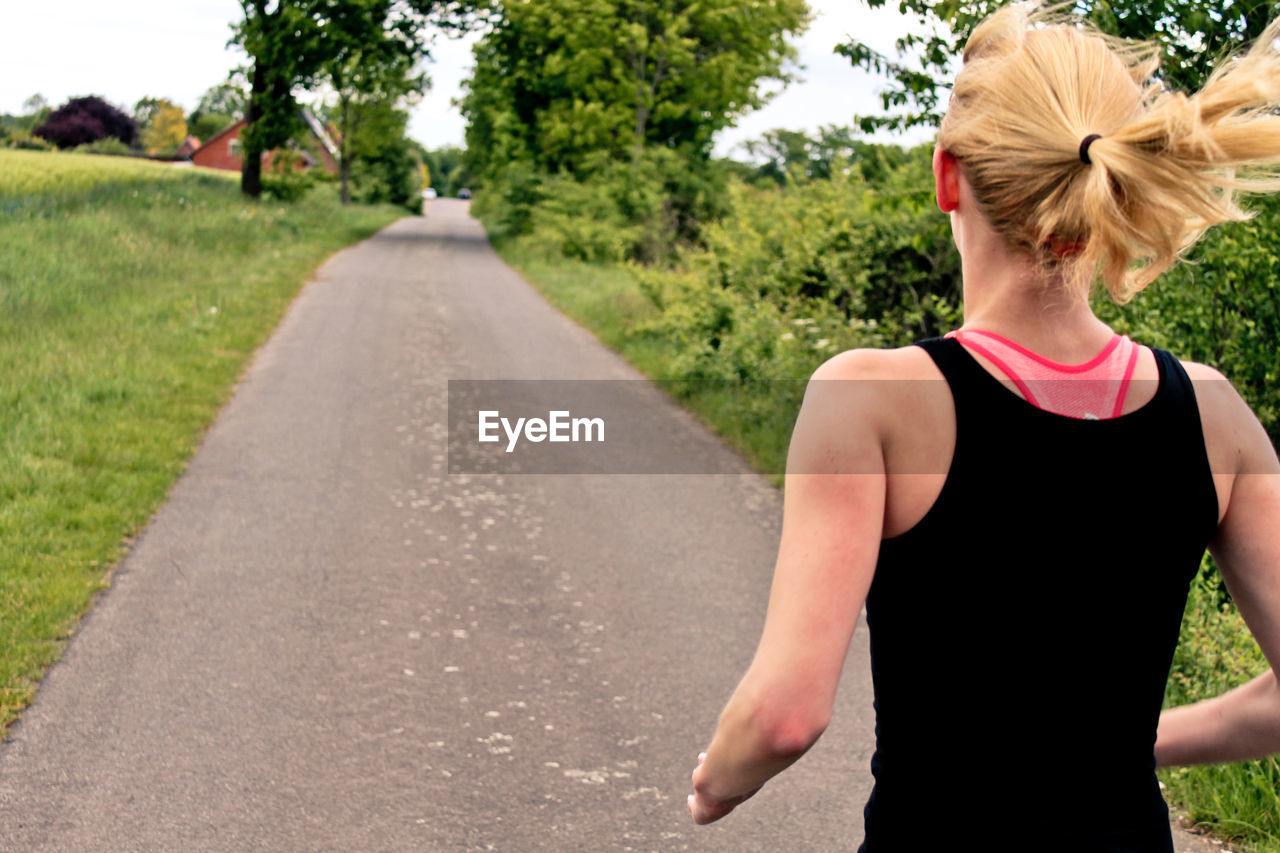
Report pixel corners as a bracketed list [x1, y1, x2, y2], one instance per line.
[70, 138, 134, 157]
[460, 0, 809, 256]
[261, 149, 317, 202]
[841, 0, 1276, 133]
[420, 144, 471, 196]
[348, 134, 425, 212]
[462, 0, 810, 178]
[188, 113, 235, 143]
[741, 126, 911, 186]
[187, 73, 249, 145]
[3, 131, 54, 151]
[233, 1, 485, 198]
[635, 143, 961, 381]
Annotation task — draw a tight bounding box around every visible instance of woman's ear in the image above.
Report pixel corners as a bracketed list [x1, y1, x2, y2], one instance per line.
[933, 146, 960, 213]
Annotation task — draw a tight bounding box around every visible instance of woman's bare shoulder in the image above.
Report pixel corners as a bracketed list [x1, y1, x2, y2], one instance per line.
[1177, 357, 1277, 489]
[809, 344, 942, 383]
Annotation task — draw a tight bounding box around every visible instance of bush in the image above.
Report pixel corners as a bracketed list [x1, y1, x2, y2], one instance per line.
[633, 144, 961, 382]
[349, 137, 425, 213]
[71, 138, 133, 157]
[3, 131, 53, 151]
[34, 96, 137, 150]
[260, 150, 316, 202]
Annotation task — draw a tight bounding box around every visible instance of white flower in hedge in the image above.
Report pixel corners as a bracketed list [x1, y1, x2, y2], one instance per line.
[780, 332, 796, 342]
[813, 338, 831, 350]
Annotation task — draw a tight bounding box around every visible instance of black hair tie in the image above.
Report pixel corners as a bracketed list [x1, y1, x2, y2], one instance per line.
[1079, 134, 1102, 165]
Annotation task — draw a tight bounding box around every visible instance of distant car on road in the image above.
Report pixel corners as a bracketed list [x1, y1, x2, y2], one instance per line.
[457, 188, 472, 200]
[422, 187, 437, 199]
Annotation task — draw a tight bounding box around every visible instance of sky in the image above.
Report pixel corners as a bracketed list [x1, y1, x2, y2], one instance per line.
[0, 0, 937, 158]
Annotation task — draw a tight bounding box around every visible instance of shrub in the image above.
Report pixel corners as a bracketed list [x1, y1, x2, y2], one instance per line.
[34, 97, 137, 150]
[71, 138, 133, 157]
[3, 131, 53, 151]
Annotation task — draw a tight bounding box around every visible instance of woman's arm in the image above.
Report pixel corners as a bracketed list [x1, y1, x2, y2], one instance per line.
[688, 351, 889, 824]
[1155, 374, 1280, 767]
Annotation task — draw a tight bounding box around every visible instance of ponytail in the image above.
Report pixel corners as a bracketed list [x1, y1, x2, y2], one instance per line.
[939, 4, 1280, 302]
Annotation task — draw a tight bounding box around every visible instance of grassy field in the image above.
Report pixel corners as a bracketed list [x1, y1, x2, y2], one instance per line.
[0, 149, 405, 732]
[489, 232, 1278, 853]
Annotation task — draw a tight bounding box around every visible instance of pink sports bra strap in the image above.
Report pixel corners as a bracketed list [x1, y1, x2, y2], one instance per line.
[943, 328, 1138, 420]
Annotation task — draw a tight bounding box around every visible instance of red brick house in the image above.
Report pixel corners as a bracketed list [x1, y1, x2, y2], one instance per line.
[190, 111, 339, 175]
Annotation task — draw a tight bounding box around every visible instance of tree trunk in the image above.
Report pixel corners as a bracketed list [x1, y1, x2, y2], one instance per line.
[241, 60, 266, 198]
[340, 96, 351, 205]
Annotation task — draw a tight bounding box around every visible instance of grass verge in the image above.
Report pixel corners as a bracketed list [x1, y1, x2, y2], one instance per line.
[0, 150, 404, 734]
[489, 230, 1278, 853]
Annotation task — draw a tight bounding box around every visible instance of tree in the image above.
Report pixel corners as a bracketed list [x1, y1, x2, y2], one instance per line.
[231, 0, 485, 199]
[315, 0, 426, 203]
[142, 100, 189, 154]
[195, 72, 250, 118]
[839, 0, 1276, 133]
[231, 1, 326, 198]
[421, 144, 470, 196]
[34, 96, 137, 149]
[461, 0, 811, 178]
[742, 126, 910, 186]
[22, 94, 48, 115]
[187, 73, 249, 142]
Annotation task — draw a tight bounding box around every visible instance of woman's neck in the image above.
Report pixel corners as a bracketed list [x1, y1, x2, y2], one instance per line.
[951, 209, 1114, 362]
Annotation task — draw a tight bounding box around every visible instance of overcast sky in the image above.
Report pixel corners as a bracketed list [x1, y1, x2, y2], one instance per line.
[0, 0, 937, 157]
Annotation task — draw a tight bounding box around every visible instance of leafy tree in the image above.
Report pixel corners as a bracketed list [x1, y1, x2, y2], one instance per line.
[232, 1, 327, 198]
[742, 126, 909, 185]
[142, 100, 189, 154]
[189, 112, 236, 143]
[421, 144, 470, 196]
[2, 95, 50, 138]
[462, 0, 810, 178]
[840, 0, 1275, 133]
[195, 73, 250, 118]
[315, 0, 426, 203]
[460, 0, 809, 257]
[22, 94, 48, 117]
[186, 73, 249, 143]
[34, 96, 137, 149]
[231, 0, 485, 199]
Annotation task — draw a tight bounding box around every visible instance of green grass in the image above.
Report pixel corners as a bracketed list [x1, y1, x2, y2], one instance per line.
[0, 149, 404, 733]
[490, 230, 1278, 853]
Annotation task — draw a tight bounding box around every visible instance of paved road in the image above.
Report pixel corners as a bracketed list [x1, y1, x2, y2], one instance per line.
[0, 200, 1221, 851]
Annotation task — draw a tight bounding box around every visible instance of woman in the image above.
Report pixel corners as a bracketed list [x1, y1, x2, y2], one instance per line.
[688, 5, 1280, 850]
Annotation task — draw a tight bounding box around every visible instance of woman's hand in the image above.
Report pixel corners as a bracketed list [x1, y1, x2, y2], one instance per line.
[687, 752, 762, 824]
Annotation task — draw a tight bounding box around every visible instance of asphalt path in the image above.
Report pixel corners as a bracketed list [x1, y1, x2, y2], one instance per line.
[0, 200, 1220, 852]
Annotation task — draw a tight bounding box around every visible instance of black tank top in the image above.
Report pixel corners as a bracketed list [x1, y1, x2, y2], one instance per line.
[857, 336, 1219, 852]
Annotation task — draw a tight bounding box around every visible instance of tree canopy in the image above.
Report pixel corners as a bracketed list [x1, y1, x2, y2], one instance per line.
[839, 0, 1276, 133]
[460, 0, 811, 178]
[34, 97, 137, 149]
[231, 0, 485, 197]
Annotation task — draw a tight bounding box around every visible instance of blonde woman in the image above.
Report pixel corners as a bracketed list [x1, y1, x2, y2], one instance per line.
[688, 5, 1280, 850]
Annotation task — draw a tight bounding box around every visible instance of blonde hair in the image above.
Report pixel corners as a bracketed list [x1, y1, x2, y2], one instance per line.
[938, 3, 1280, 302]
